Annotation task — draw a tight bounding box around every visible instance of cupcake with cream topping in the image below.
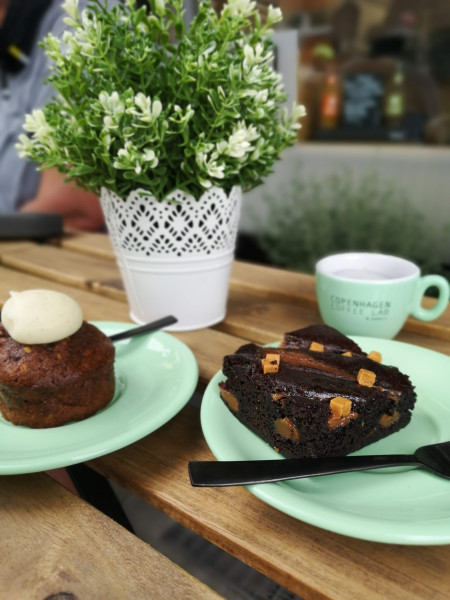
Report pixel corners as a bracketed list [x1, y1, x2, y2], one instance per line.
[0, 290, 115, 428]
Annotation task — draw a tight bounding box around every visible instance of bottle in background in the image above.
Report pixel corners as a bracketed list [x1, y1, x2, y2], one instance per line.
[384, 62, 406, 130]
[319, 68, 341, 130]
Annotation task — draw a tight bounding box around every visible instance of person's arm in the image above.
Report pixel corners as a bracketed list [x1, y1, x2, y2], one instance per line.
[19, 168, 105, 232]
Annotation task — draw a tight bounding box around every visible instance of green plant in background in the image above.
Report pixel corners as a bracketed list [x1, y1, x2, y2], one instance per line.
[257, 169, 449, 280]
[16, 0, 305, 201]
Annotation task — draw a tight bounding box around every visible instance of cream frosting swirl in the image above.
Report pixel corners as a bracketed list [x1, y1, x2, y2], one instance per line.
[1, 290, 83, 344]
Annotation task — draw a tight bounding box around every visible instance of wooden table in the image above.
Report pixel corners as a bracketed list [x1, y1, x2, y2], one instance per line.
[1, 473, 221, 600]
[1, 233, 450, 600]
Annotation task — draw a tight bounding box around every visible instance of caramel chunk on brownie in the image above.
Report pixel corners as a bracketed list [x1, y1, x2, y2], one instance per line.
[367, 351, 382, 363]
[309, 341, 324, 352]
[357, 368, 376, 387]
[329, 396, 352, 418]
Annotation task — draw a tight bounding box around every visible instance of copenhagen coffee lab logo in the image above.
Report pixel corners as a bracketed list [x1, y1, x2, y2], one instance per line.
[330, 295, 391, 321]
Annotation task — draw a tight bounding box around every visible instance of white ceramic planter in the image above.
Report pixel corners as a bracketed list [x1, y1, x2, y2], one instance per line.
[100, 186, 242, 331]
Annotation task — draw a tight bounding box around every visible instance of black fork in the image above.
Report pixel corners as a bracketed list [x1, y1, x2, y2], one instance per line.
[189, 441, 450, 487]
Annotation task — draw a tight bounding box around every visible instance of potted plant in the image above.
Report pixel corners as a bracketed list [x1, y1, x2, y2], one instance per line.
[17, 0, 305, 330]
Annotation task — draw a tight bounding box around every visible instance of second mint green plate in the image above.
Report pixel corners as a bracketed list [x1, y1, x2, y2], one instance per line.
[201, 337, 450, 545]
[0, 321, 198, 474]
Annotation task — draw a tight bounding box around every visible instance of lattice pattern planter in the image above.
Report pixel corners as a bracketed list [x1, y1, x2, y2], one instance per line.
[101, 186, 242, 330]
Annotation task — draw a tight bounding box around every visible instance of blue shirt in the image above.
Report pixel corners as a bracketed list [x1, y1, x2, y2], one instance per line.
[0, 1, 81, 212]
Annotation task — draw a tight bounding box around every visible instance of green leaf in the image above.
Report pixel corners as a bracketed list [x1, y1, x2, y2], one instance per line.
[18, 0, 304, 200]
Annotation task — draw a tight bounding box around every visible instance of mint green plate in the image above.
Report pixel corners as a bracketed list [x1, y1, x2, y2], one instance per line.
[0, 321, 198, 474]
[201, 337, 450, 545]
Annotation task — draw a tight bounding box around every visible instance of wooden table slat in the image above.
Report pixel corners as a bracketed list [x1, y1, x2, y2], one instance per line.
[59, 231, 116, 261]
[1, 473, 220, 600]
[0, 264, 130, 323]
[0, 241, 126, 301]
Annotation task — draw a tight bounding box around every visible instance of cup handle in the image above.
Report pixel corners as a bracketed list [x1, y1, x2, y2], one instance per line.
[411, 275, 450, 322]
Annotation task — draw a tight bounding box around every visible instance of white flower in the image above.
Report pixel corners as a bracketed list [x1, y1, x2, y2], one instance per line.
[62, 30, 76, 46]
[62, 0, 79, 22]
[222, 121, 259, 158]
[254, 89, 268, 103]
[207, 162, 225, 179]
[196, 151, 206, 167]
[152, 100, 163, 118]
[267, 5, 283, 25]
[216, 141, 228, 154]
[199, 178, 212, 189]
[80, 9, 99, 35]
[114, 141, 159, 173]
[127, 93, 163, 123]
[133, 93, 151, 117]
[135, 92, 152, 112]
[15, 134, 34, 158]
[103, 116, 117, 130]
[244, 65, 262, 85]
[227, 132, 251, 158]
[243, 43, 268, 70]
[60, 31, 83, 61]
[62, 0, 79, 20]
[23, 109, 47, 133]
[117, 141, 133, 160]
[222, 0, 256, 18]
[196, 150, 225, 180]
[154, 0, 166, 17]
[143, 149, 159, 168]
[292, 103, 307, 120]
[99, 91, 125, 117]
[22, 109, 56, 147]
[44, 33, 63, 61]
[79, 41, 94, 56]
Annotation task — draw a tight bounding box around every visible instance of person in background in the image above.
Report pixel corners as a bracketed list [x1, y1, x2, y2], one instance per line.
[0, 0, 105, 232]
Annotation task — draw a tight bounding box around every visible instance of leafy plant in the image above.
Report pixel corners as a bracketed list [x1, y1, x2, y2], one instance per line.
[17, 0, 305, 201]
[256, 169, 449, 278]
